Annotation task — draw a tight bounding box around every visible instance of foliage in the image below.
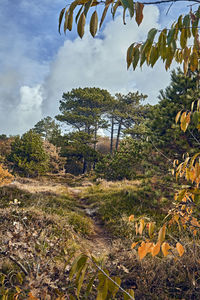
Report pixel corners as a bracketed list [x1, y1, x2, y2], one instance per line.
[95, 137, 144, 181]
[32, 116, 62, 146]
[68, 212, 94, 236]
[148, 68, 200, 157]
[8, 130, 49, 177]
[60, 131, 100, 174]
[59, 0, 200, 73]
[56, 87, 112, 133]
[0, 164, 13, 186]
[43, 140, 65, 173]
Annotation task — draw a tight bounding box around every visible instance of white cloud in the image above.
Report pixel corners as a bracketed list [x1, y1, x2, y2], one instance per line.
[16, 85, 43, 132]
[0, 4, 179, 135]
[42, 6, 174, 118]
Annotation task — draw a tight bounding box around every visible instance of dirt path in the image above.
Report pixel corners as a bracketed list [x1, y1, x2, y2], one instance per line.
[10, 179, 113, 257]
[68, 187, 112, 256]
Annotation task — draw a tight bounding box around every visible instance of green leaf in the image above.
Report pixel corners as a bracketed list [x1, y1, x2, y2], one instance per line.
[167, 28, 176, 46]
[158, 29, 167, 59]
[183, 14, 191, 38]
[180, 28, 187, 48]
[77, 264, 87, 299]
[84, 275, 96, 298]
[108, 276, 121, 298]
[147, 28, 157, 44]
[127, 43, 135, 69]
[90, 11, 98, 37]
[77, 12, 86, 38]
[124, 289, 135, 300]
[132, 47, 140, 70]
[150, 46, 159, 67]
[97, 270, 109, 300]
[69, 254, 88, 281]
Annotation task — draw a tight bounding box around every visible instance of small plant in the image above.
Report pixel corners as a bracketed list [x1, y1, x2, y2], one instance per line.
[68, 212, 94, 236]
[0, 164, 13, 186]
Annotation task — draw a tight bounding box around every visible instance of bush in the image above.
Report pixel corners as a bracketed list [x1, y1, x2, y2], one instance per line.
[8, 130, 49, 177]
[95, 137, 143, 181]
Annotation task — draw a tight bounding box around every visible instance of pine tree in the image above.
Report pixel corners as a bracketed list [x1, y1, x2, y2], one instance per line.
[8, 130, 49, 177]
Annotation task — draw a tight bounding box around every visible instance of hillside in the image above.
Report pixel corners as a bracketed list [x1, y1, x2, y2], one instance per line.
[0, 175, 200, 299]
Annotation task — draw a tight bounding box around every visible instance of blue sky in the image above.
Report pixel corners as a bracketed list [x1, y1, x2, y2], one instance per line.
[0, 0, 195, 135]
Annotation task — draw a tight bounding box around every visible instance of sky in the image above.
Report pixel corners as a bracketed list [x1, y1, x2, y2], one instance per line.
[0, 0, 194, 135]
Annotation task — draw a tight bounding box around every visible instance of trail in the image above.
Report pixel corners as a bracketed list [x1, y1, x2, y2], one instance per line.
[68, 187, 113, 256]
[11, 178, 113, 257]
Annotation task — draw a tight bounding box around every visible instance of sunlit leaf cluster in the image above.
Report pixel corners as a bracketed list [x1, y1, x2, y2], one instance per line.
[129, 216, 184, 259]
[59, 0, 145, 38]
[127, 7, 200, 71]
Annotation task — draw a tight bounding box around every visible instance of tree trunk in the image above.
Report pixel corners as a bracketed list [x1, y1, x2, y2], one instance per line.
[110, 116, 114, 155]
[82, 158, 87, 174]
[115, 118, 122, 151]
[93, 124, 97, 169]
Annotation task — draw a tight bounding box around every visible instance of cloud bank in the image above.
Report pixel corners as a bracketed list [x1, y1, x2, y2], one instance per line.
[1, 4, 177, 135]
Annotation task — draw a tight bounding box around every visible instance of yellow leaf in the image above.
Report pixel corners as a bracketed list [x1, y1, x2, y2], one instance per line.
[131, 242, 138, 249]
[90, 11, 98, 37]
[77, 12, 86, 38]
[161, 242, 171, 257]
[148, 222, 155, 238]
[158, 224, 166, 243]
[138, 219, 145, 235]
[176, 242, 184, 257]
[175, 110, 182, 124]
[67, 10, 74, 31]
[151, 241, 161, 257]
[64, 10, 69, 33]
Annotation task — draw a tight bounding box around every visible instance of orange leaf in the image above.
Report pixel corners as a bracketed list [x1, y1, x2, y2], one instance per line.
[161, 242, 171, 257]
[28, 293, 39, 300]
[131, 242, 138, 249]
[135, 2, 144, 26]
[151, 241, 161, 257]
[176, 242, 184, 257]
[138, 242, 152, 260]
[135, 222, 138, 235]
[129, 215, 134, 222]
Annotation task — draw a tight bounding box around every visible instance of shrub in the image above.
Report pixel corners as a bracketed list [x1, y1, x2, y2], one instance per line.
[95, 137, 143, 181]
[0, 164, 13, 186]
[8, 130, 49, 177]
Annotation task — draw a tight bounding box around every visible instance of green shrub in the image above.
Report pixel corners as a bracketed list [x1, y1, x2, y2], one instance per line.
[68, 212, 94, 236]
[8, 130, 49, 177]
[95, 137, 143, 181]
